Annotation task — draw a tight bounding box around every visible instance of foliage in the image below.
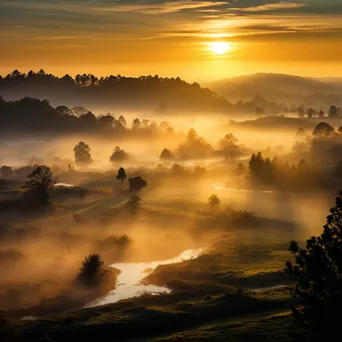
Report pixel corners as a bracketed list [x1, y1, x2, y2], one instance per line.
[78, 253, 104, 285]
[312, 122, 334, 138]
[285, 191, 342, 341]
[208, 194, 220, 212]
[74, 141, 92, 166]
[110, 146, 129, 163]
[23, 165, 55, 205]
[160, 148, 174, 160]
[116, 167, 127, 183]
[218, 133, 241, 160]
[248, 152, 312, 190]
[129, 177, 147, 192]
[178, 129, 214, 160]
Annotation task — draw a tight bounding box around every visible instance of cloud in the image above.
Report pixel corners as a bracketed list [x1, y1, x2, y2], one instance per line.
[93, 1, 229, 15]
[238, 2, 306, 12]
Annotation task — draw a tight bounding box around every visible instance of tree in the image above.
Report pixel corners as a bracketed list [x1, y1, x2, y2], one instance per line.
[160, 148, 174, 160]
[249, 152, 264, 178]
[208, 194, 220, 212]
[56, 105, 72, 116]
[23, 165, 55, 205]
[110, 146, 129, 163]
[132, 118, 141, 129]
[312, 122, 334, 138]
[0, 166, 13, 178]
[306, 108, 314, 118]
[118, 115, 127, 127]
[285, 191, 342, 341]
[295, 128, 307, 139]
[117, 167, 127, 183]
[78, 253, 104, 285]
[128, 177, 147, 192]
[329, 105, 338, 117]
[236, 162, 245, 175]
[218, 134, 240, 160]
[125, 195, 141, 215]
[74, 141, 92, 166]
[318, 110, 324, 118]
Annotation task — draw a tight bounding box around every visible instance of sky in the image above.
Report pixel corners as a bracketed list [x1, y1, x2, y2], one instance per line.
[1, 0, 342, 82]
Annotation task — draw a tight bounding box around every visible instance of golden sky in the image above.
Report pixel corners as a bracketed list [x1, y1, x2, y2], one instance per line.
[1, 0, 342, 81]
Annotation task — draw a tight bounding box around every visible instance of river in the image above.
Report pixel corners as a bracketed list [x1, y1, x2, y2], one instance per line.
[87, 248, 203, 307]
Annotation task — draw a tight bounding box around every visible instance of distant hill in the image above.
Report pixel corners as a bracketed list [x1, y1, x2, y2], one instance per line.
[208, 73, 342, 109]
[0, 70, 234, 114]
[229, 116, 342, 133]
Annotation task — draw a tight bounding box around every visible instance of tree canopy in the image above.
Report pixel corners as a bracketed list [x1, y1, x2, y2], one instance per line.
[286, 191, 342, 341]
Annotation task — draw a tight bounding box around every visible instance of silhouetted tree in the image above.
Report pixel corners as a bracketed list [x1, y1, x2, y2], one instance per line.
[312, 122, 334, 138]
[78, 253, 104, 285]
[208, 194, 220, 212]
[74, 141, 92, 166]
[0, 166, 13, 178]
[23, 165, 55, 205]
[249, 152, 264, 178]
[160, 148, 174, 160]
[110, 146, 129, 163]
[118, 115, 127, 127]
[285, 191, 342, 341]
[329, 105, 338, 117]
[56, 105, 72, 116]
[132, 118, 141, 129]
[128, 177, 147, 192]
[318, 110, 324, 118]
[117, 167, 127, 183]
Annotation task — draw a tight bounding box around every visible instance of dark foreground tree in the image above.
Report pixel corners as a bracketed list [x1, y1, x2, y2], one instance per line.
[285, 191, 342, 341]
[78, 253, 104, 285]
[74, 141, 92, 166]
[23, 165, 55, 205]
[117, 167, 127, 183]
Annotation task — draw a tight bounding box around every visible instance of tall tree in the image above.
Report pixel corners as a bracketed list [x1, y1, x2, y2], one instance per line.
[285, 191, 342, 341]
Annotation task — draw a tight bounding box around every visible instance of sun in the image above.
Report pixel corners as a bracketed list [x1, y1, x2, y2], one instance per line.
[209, 42, 231, 55]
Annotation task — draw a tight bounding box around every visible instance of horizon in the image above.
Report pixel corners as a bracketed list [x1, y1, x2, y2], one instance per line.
[1, 0, 342, 82]
[2, 69, 342, 85]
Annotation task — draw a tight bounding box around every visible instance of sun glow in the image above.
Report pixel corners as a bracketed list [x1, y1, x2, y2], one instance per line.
[209, 42, 231, 55]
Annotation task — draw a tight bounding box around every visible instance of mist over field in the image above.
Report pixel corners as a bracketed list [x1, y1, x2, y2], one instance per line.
[1, 70, 342, 342]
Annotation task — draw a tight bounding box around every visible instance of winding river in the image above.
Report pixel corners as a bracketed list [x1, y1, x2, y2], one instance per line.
[87, 248, 203, 307]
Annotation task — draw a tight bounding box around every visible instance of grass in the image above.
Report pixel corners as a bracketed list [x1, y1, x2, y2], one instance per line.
[10, 287, 292, 341]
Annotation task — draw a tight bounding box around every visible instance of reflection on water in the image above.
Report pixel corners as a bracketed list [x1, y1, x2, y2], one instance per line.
[87, 248, 203, 307]
[212, 184, 274, 194]
[55, 183, 74, 188]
